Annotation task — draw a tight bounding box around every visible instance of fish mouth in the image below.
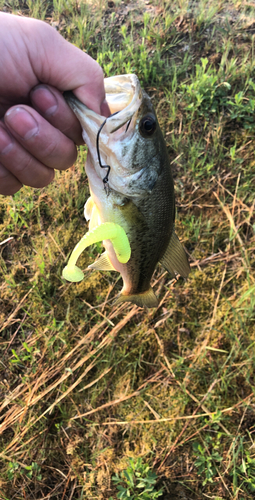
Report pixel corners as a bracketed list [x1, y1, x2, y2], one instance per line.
[64, 74, 142, 138]
[104, 74, 143, 133]
[64, 75, 145, 195]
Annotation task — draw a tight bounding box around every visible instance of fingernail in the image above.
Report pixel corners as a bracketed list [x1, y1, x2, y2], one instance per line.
[0, 127, 13, 155]
[31, 86, 58, 116]
[5, 107, 39, 140]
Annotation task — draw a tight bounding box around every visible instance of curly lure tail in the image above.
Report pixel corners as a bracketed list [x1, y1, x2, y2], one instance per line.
[62, 222, 131, 283]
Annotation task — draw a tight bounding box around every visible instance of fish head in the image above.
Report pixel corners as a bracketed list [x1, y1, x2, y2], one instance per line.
[64, 74, 165, 198]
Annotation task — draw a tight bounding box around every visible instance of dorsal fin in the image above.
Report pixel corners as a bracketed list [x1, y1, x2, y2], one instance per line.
[114, 287, 158, 308]
[160, 231, 190, 278]
[88, 252, 115, 271]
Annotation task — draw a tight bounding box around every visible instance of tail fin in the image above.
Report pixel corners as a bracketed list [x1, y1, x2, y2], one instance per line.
[115, 287, 158, 308]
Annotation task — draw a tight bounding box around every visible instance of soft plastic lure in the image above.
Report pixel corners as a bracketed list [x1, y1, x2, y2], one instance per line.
[62, 222, 131, 283]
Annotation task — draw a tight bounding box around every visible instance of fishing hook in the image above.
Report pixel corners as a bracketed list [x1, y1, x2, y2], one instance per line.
[96, 111, 119, 194]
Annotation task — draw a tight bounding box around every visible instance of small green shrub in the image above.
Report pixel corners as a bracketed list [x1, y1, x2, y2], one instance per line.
[193, 433, 223, 486]
[180, 57, 231, 116]
[111, 458, 163, 500]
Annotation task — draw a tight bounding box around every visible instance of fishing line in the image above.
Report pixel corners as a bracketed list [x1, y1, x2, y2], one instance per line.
[125, 119, 131, 132]
[96, 111, 119, 193]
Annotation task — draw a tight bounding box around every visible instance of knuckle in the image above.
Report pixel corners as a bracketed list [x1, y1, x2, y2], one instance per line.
[41, 137, 76, 166]
[12, 155, 54, 188]
[92, 65, 104, 90]
[15, 154, 34, 176]
[44, 138, 76, 170]
[0, 163, 9, 180]
[61, 120, 79, 139]
[41, 139, 59, 160]
[95, 64, 104, 80]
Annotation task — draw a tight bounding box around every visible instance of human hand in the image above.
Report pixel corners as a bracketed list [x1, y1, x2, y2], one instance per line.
[0, 13, 109, 195]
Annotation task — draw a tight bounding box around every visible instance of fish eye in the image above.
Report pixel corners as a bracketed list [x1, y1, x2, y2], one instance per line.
[139, 114, 157, 137]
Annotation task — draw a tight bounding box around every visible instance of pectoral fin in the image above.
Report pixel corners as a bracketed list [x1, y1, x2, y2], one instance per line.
[84, 197, 101, 230]
[88, 252, 115, 271]
[160, 231, 190, 278]
[89, 205, 100, 231]
[84, 196, 94, 221]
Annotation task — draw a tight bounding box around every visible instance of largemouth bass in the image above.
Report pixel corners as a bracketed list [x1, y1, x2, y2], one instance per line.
[63, 74, 190, 308]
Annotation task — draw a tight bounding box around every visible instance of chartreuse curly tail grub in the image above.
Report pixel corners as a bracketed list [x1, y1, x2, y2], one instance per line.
[62, 222, 131, 282]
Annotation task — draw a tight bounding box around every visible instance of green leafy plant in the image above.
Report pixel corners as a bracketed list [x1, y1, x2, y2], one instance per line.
[10, 343, 38, 368]
[111, 458, 163, 500]
[7, 461, 42, 481]
[226, 83, 255, 130]
[97, 14, 167, 85]
[180, 59, 255, 129]
[7, 461, 19, 481]
[180, 57, 231, 116]
[236, 452, 255, 492]
[193, 433, 223, 486]
[230, 438, 255, 494]
[23, 461, 42, 481]
[7, 188, 34, 229]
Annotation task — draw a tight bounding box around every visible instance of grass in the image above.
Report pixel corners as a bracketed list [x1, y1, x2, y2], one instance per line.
[0, 0, 255, 498]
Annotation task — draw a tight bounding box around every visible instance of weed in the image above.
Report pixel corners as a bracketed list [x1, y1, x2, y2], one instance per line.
[180, 57, 231, 116]
[7, 460, 42, 481]
[111, 458, 163, 500]
[7, 461, 19, 481]
[180, 57, 255, 131]
[227, 83, 255, 130]
[10, 342, 39, 369]
[26, 0, 47, 19]
[193, 432, 223, 486]
[236, 452, 255, 493]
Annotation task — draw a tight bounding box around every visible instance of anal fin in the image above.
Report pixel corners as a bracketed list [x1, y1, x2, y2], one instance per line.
[88, 252, 115, 271]
[114, 287, 158, 308]
[160, 231, 190, 278]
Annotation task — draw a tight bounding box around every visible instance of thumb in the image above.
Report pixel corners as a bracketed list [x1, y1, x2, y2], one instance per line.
[24, 17, 106, 114]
